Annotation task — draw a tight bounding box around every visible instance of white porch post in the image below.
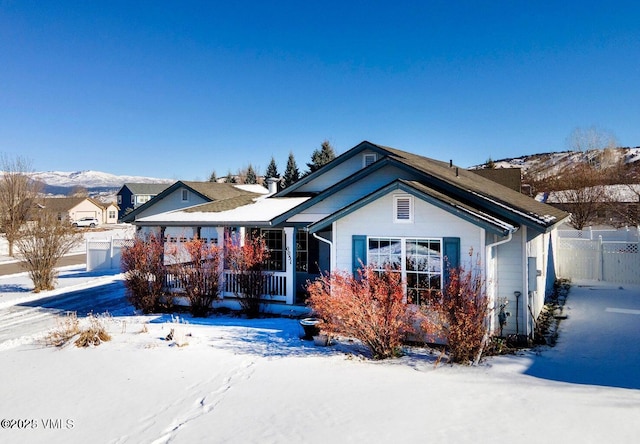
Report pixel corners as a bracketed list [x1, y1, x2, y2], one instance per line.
[284, 227, 295, 304]
[216, 227, 226, 299]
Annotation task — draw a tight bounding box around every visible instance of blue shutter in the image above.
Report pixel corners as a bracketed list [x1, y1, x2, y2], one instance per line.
[442, 237, 460, 287]
[352, 235, 367, 275]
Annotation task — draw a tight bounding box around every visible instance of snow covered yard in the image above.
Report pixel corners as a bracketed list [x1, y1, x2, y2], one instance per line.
[1, 266, 640, 443]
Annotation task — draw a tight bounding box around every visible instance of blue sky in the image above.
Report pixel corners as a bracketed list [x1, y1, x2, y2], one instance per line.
[1, 1, 639, 180]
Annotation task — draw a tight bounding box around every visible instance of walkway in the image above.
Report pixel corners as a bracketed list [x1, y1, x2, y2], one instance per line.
[525, 280, 640, 389]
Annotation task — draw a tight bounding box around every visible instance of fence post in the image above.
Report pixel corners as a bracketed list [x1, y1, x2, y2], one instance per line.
[597, 235, 603, 281]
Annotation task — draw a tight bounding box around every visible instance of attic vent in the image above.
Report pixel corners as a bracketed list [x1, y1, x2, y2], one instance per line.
[394, 195, 413, 223]
[181, 189, 189, 201]
[363, 153, 377, 167]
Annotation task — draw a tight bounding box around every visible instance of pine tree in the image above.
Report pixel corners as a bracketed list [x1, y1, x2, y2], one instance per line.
[208, 170, 217, 182]
[245, 164, 257, 184]
[264, 156, 279, 189]
[306, 140, 336, 174]
[224, 170, 237, 184]
[265, 156, 279, 179]
[282, 152, 300, 188]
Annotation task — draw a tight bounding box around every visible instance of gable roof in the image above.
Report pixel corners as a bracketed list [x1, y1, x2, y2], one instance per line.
[122, 181, 265, 223]
[275, 141, 567, 232]
[42, 197, 105, 212]
[136, 196, 310, 227]
[308, 180, 518, 235]
[119, 183, 172, 195]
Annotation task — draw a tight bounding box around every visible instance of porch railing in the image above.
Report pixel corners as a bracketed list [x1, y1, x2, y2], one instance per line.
[163, 267, 287, 302]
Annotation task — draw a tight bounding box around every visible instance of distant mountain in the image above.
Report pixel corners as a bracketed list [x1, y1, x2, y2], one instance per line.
[30, 170, 174, 200]
[31, 170, 173, 189]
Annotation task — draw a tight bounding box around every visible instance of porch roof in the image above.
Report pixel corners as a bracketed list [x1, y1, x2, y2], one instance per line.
[135, 196, 310, 226]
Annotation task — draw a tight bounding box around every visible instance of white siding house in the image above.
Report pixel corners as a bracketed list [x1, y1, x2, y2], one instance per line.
[132, 141, 569, 339]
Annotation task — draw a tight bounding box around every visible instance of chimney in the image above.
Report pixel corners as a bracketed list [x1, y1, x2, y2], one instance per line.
[266, 177, 279, 195]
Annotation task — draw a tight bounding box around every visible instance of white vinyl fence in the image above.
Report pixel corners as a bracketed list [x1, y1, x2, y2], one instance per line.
[86, 238, 133, 272]
[557, 227, 640, 285]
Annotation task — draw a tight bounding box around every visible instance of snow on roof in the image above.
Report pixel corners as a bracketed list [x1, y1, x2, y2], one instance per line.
[233, 184, 269, 194]
[136, 196, 310, 225]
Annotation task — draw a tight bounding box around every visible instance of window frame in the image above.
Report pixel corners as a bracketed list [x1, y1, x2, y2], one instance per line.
[367, 236, 443, 305]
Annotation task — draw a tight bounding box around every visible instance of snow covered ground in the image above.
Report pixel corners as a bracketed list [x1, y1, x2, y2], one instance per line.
[1, 240, 639, 443]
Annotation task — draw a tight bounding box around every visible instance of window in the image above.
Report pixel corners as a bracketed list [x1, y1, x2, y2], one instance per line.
[363, 153, 377, 167]
[131, 195, 135, 205]
[117, 195, 122, 205]
[368, 237, 442, 305]
[261, 229, 285, 272]
[296, 230, 308, 272]
[108, 210, 116, 219]
[181, 189, 189, 201]
[394, 195, 413, 223]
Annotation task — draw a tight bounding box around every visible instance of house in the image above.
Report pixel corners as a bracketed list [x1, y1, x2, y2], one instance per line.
[42, 197, 110, 225]
[538, 184, 640, 228]
[132, 141, 569, 339]
[116, 183, 172, 222]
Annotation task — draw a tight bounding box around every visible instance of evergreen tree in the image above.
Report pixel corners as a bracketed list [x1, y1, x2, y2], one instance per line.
[265, 156, 279, 179]
[264, 156, 279, 189]
[282, 152, 300, 188]
[306, 140, 336, 174]
[208, 170, 217, 182]
[245, 164, 257, 184]
[224, 170, 237, 184]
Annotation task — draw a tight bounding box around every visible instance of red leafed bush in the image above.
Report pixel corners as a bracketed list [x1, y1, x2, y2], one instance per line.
[224, 232, 270, 318]
[306, 265, 417, 359]
[121, 233, 168, 313]
[424, 265, 489, 364]
[167, 237, 222, 317]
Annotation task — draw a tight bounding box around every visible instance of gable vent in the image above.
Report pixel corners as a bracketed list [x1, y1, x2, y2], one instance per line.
[363, 153, 377, 167]
[395, 196, 413, 222]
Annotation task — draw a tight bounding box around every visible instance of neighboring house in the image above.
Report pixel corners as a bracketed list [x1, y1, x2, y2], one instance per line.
[538, 184, 640, 228]
[116, 183, 172, 222]
[103, 202, 119, 224]
[133, 141, 569, 339]
[42, 197, 107, 225]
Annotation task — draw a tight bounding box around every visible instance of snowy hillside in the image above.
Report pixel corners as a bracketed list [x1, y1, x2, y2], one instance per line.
[474, 147, 640, 180]
[30, 170, 173, 189]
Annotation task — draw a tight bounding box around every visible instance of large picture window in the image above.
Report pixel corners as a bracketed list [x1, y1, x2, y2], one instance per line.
[368, 237, 442, 305]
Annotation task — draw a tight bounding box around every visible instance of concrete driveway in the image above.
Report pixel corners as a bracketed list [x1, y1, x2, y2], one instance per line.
[525, 280, 640, 389]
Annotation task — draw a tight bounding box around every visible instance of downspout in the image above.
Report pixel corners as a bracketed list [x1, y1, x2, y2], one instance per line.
[312, 231, 333, 272]
[475, 228, 517, 365]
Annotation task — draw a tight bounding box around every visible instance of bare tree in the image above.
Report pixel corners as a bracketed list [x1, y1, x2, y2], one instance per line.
[567, 125, 617, 153]
[15, 209, 83, 292]
[0, 155, 42, 256]
[548, 164, 608, 229]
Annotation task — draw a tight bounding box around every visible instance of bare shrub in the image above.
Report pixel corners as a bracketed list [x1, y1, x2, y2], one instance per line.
[167, 237, 222, 317]
[307, 265, 416, 359]
[224, 231, 270, 318]
[44, 312, 80, 347]
[74, 313, 112, 347]
[423, 264, 490, 364]
[121, 233, 168, 313]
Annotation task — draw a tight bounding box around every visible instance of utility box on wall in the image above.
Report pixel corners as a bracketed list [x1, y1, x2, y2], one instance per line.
[528, 257, 540, 292]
